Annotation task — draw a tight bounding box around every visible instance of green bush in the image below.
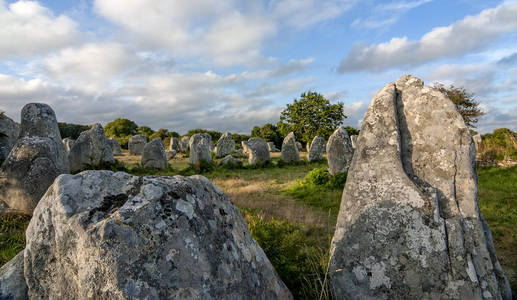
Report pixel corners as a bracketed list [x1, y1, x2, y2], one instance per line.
[305, 167, 347, 189]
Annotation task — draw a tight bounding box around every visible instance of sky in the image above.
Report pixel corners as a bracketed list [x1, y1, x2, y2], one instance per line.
[0, 0, 516, 134]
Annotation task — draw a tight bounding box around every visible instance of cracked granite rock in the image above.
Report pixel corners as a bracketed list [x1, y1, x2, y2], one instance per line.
[329, 75, 511, 299]
[281, 132, 300, 163]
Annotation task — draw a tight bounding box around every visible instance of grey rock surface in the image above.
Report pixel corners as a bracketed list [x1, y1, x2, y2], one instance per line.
[22, 170, 292, 299]
[69, 124, 114, 172]
[19, 103, 62, 144]
[281, 132, 300, 163]
[109, 138, 122, 156]
[62, 138, 75, 154]
[242, 138, 270, 165]
[216, 132, 235, 158]
[0, 251, 27, 300]
[350, 135, 358, 149]
[189, 134, 212, 164]
[0, 114, 19, 162]
[169, 137, 180, 152]
[219, 155, 242, 167]
[141, 138, 167, 169]
[180, 136, 190, 152]
[329, 75, 511, 300]
[296, 142, 303, 152]
[308, 136, 326, 162]
[233, 149, 247, 158]
[326, 127, 353, 175]
[267, 142, 279, 152]
[128, 135, 147, 155]
[165, 150, 177, 160]
[473, 133, 482, 152]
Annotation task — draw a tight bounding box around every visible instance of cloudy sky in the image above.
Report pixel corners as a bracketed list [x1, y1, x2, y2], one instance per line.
[0, 0, 516, 134]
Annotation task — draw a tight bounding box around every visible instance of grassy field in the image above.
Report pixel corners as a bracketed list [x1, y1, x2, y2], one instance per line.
[0, 152, 515, 298]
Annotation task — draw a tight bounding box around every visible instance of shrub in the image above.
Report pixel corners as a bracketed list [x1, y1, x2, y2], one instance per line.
[305, 167, 347, 189]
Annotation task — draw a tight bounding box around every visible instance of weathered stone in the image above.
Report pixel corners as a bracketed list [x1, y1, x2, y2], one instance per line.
[242, 138, 270, 165]
[0, 114, 19, 162]
[296, 141, 303, 152]
[21, 170, 292, 299]
[128, 135, 147, 155]
[165, 150, 177, 160]
[189, 134, 212, 164]
[69, 124, 115, 172]
[62, 138, 75, 154]
[19, 103, 62, 144]
[141, 138, 167, 169]
[109, 138, 122, 156]
[216, 132, 235, 158]
[267, 142, 279, 152]
[233, 148, 247, 158]
[180, 136, 190, 152]
[308, 136, 326, 161]
[473, 133, 482, 152]
[0, 251, 27, 300]
[330, 75, 511, 300]
[219, 155, 243, 167]
[281, 132, 300, 163]
[169, 137, 180, 152]
[350, 135, 358, 149]
[326, 127, 353, 175]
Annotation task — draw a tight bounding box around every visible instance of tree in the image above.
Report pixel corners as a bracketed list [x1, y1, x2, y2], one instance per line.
[434, 83, 485, 128]
[58, 122, 90, 139]
[137, 126, 154, 138]
[185, 129, 222, 141]
[344, 126, 359, 136]
[278, 91, 345, 144]
[251, 123, 283, 148]
[104, 118, 138, 138]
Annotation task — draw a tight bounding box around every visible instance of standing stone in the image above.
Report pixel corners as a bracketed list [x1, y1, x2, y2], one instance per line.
[109, 138, 122, 156]
[350, 135, 358, 149]
[306, 143, 310, 153]
[216, 132, 235, 158]
[141, 138, 167, 169]
[180, 136, 190, 152]
[308, 136, 326, 162]
[326, 127, 353, 175]
[329, 75, 511, 300]
[281, 132, 300, 163]
[243, 138, 270, 165]
[0, 103, 69, 214]
[296, 141, 303, 152]
[14, 171, 292, 299]
[0, 114, 19, 162]
[169, 137, 180, 152]
[62, 138, 75, 154]
[0, 252, 27, 300]
[189, 134, 211, 164]
[69, 124, 115, 172]
[165, 150, 177, 160]
[219, 155, 243, 167]
[267, 142, 279, 152]
[473, 133, 482, 152]
[128, 135, 147, 155]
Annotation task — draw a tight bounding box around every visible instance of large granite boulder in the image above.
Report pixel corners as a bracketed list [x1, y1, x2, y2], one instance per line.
[0, 252, 27, 300]
[169, 137, 180, 152]
[216, 132, 235, 158]
[473, 133, 482, 152]
[308, 136, 326, 161]
[189, 134, 212, 164]
[165, 150, 177, 160]
[329, 75, 511, 299]
[326, 126, 353, 175]
[0, 103, 69, 214]
[141, 138, 167, 169]
[4, 170, 292, 299]
[242, 138, 270, 165]
[281, 132, 300, 163]
[350, 135, 358, 149]
[128, 135, 147, 155]
[69, 124, 115, 172]
[267, 142, 279, 152]
[180, 136, 190, 152]
[62, 138, 75, 154]
[219, 155, 243, 167]
[0, 114, 19, 162]
[109, 138, 122, 156]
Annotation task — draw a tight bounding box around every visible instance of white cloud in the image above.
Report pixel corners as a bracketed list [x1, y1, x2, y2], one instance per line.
[0, 0, 79, 59]
[351, 0, 431, 29]
[270, 0, 355, 28]
[339, 2, 517, 72]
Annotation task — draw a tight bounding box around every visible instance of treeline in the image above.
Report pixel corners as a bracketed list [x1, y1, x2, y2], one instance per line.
[477, 128, 517, 163]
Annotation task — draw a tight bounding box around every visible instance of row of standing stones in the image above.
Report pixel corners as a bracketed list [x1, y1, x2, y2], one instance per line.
[0, 75, 512, 299]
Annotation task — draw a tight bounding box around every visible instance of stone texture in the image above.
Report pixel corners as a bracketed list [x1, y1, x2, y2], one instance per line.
[20, 170, 292, 299]
[19, 103, 62, 144]
[216, 132, 235, 158]
[128, 135, 147, 155]
[473, 133, 482, 152]
[109, 138, 122, 156]
[296, 142, 303, 152]
[267, 142, 279, 152]
[281, 132, 300, 163]
[165, 150, 177, 160]
[169, 137, 180, 152]
[189, 134, 212, 164]
[69, 124, 115, 172]
[350, 135, 358, 149]
[326, 127, 353, 175]
[308, 136, 326, 162]
[0, 114, 19, 162]
[180, 136, 190, 152]
[141, 138, 167, 169]
[219, 155, 243, 167]
[233, 149, 247, 158]
[62, 138, 75, 154]
[0, 251, 27, 300]
[329, 75, 511, 300]
[242, 138, 270, 165]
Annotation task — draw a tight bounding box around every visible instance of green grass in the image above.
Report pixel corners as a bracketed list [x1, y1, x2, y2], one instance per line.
[0, 214, 30, 265]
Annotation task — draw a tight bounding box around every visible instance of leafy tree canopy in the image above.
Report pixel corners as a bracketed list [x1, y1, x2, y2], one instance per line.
[278, 91, 346, 144]
[104, 118, 138, 138]
[251, 123, 283, 148]
[58, 122, 90, 139]
[343, 126, 359, 136]
[185, 129, 222, 141]
[434, 83, 485, 128]
[137, 126, 154, 138]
